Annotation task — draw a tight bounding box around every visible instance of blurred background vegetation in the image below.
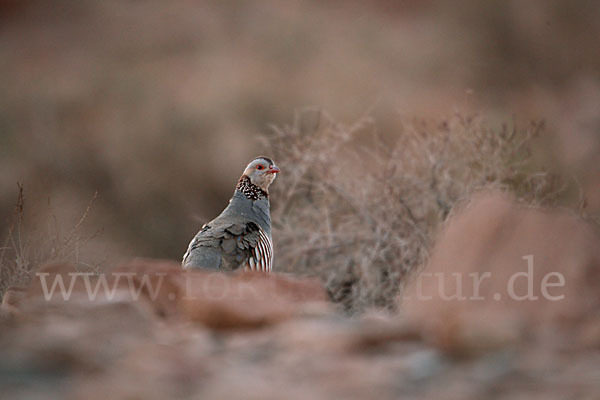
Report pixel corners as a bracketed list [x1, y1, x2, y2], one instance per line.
[1, 0, 599, 279]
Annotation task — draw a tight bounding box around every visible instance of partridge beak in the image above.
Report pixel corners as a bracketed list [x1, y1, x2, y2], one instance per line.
[268, 165, 281, 174]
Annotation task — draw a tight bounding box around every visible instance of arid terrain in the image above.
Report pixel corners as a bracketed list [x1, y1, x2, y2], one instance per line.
[1, 1, 599, 399]
[2, 192, 600, 399]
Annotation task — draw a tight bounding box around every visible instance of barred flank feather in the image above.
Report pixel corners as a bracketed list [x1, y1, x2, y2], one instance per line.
[245, 228, 273, 272]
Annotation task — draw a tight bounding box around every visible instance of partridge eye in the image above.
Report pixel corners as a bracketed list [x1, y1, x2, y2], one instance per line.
[256, 165, 264, 170]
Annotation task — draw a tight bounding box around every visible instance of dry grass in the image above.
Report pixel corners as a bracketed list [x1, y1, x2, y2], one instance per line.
[0, 184, 100, 301]
[266, 110, 562, 313]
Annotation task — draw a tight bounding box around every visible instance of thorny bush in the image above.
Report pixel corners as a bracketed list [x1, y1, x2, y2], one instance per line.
[266, 110, 561, 313]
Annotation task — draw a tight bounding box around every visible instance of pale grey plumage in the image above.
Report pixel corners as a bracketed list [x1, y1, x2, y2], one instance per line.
[182, 157, 278, 272]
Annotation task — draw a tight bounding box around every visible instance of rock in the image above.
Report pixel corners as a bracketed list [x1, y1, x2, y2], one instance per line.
[110, 259, 185, 318]
[22, 263, 144, 309]
[0, 295, 158, 400]
[403, 191, 600, 352]
[178, 269, 329, 330]
[272, 312, 422, 355]
[15, 260, 330, 331]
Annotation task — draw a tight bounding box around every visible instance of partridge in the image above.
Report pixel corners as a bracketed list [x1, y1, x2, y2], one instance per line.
[182, 156, 280, 272]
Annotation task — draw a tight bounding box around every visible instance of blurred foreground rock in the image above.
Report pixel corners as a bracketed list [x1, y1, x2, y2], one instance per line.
[13, 259, 329, 330]
[1, 194, 600, 399]
[403, 192, 600, 351]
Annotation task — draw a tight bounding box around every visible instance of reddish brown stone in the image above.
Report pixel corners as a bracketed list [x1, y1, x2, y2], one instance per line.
[403, 191, 600, 352]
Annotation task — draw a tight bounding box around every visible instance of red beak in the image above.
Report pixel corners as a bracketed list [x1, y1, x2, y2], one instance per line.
[268, 165, 281, 174]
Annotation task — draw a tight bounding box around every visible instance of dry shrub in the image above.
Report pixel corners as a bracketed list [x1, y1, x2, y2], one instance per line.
[0, 184, 99, 301]
[266, 110, 562, 313]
